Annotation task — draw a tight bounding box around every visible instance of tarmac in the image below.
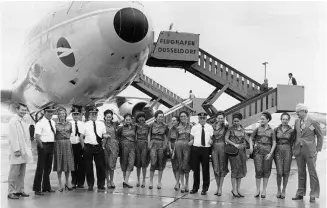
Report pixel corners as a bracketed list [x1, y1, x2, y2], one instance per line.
[0, 125, 326, 208]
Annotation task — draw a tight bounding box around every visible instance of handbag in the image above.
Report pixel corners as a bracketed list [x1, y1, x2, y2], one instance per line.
[225, 144, 239, 156]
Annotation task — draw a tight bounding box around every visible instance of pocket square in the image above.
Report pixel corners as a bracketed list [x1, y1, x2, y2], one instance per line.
[309, 125, 315, 131]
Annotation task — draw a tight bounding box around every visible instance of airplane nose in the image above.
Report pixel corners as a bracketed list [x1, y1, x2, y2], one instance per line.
[114, 8, 148, 43]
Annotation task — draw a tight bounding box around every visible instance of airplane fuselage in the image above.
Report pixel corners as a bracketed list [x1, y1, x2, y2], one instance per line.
[9, 1, 154, 113]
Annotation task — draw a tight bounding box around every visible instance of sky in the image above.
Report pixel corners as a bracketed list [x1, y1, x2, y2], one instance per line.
[0, 1, 326, 113]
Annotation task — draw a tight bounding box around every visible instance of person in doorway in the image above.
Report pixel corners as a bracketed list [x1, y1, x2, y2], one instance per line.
[32, 105, 57, 195]
[189, 112, 213, 195]
[7, 103, 33, 199]
[249, 112, 276, 198]
[288, 73, 297, 85]
[292, 103, 323, 203]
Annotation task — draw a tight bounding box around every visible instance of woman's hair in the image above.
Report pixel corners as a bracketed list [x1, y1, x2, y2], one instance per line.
[154, 110, 164, 119]
[280, 112, 290, 120]
[124, 113, 133, 120]
[262, 111, 272, 122]
[57, 106, 67, 118]
[172, 116, 180, 123]
[104, 109, 113, 121]
[232, 112, 243, 120]
[216, 110, 225, 118]
[136, 112, 146, 122]
[179, 111, 189, 118]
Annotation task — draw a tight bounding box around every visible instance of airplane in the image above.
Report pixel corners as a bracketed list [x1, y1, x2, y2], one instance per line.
[0, 1, 155, 122]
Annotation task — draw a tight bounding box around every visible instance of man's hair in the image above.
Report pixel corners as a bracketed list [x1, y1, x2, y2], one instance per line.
[288, 73, 293, 76]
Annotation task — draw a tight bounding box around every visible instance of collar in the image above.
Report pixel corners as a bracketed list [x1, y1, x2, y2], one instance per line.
[278, 124, 291, 130]
[57, 120, 68, 125]
[302, 115, 309, 122]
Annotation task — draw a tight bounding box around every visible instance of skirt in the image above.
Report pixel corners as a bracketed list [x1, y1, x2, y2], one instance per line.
[150, 140, 167, 172]
[104, 139, 119, 171]
[174, 140, 191, 174]
[253, 143, 273, 179]
[211, 142, 228, 177]
[274, 144, 292, 177]
[228, 147, 247, 179]
[119, 140, 135, 172]
[135, 140, 150, 168]
[53, 140, 75, 172]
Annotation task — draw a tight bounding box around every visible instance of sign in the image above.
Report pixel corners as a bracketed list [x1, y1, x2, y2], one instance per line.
[152, 31, 199, 61]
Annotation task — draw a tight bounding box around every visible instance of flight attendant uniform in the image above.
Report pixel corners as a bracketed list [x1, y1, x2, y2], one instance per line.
[174, 123, 192, 174]
[103, 122, 119, 171]
[251, 125, 275, 179]
[135, 123, 150, 169]
[117, 124, 137, 172]
[274, 125, 294, 179]
[149, 122, 169, 172]
[83, 113, 107, 190]
[211, 124, 228, 178]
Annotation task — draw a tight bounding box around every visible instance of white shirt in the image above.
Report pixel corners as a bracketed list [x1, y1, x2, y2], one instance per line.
[70, 120, 85, 144]
[35, 117, 56, 142]
[191, 123, 214, 147]
[83, 120, 106, 145]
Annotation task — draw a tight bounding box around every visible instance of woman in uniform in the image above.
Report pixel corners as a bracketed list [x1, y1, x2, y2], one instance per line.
[53, 107, 74, 191]
[168, 116, 180, 191]
[149, 110, 169, 189]
[135, 112, 150, 188]
[209, 111, 228, 196]
[103, 110, 119, 189]
[174, 111, 193, 193]
[117, 114, 136, 188]
[249, 111, 276, 198]
[274, 112, 294, 199]
[225, 112, 248, 198]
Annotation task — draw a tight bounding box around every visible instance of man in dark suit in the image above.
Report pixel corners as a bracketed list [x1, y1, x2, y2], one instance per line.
[292, 103, 323, 203]
[288, 73, 297, 85]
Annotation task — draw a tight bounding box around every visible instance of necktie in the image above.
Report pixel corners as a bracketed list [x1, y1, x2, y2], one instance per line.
[75, 121, 80, 137]
[300, 119, 305, 132]
[201, 125, 205, 146]
[49, 120, 55, 135]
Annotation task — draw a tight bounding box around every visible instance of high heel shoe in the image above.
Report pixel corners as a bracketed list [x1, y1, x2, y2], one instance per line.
[123, 182, 133, 188]
[65, 184, 73, 191]
[231, 191, 240, 198]
[174, 184, 180, 191]
[254, 192, 260, 198]
[149, 185, 153, 189]
[237, 192, 244, 197]
[261, 194, 266, 198]
[181, 189, 185, 193]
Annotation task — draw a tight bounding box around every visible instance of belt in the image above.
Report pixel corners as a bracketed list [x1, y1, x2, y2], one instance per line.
[193, 146, 210, 148]
[85, 143, 100, 147]
[42, 142, 54, 144]
[256, 142, 271, 146]
[213, 140, 225, 143]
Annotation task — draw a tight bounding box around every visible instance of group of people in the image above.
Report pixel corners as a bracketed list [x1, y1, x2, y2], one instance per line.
[7, 102, 323, 204]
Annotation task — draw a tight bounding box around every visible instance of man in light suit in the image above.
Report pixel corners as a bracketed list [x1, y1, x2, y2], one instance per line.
[292, 103, 323, 203]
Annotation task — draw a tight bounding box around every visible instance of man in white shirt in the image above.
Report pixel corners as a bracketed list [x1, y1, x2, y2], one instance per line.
[190, 112, 214, 195]
[70, 106, 86, 189]
[32, 105, 56, 195]
[7, 103, 33, 199]
[83, 106, 108, 191]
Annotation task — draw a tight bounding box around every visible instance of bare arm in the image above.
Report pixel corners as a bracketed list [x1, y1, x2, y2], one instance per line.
[225, 129, 237, 147]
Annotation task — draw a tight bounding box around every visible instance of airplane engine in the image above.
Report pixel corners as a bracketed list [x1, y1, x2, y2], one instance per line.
[118, 99, 154, 120]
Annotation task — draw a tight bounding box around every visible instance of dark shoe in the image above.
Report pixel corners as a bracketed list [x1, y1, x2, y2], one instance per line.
[157, 185, 161, 190]
[98, 187, 106, 192]
[34, 191, 44, 196]
[231, 191, 240, 198]
[292, 195, 303, 200]
[254, 192, 260, 198]
[238, 192, 244, 197]
[276, 194, 281, 199]
[181, 189, 185, 193]
[136, 183, 140, 187]
[214, 192, 218, 196]
[149, 185, 153, 189]
[72, 184, 77, 189]
[190, 189, 198, 194]
[111, 185, 116, 189]
[185, 189, 189, 193]
[309, 197, 316, 203]
[15, 192, 29, 197]
[8, 193, 19, 199]
[201, 190, 207, 195]
[88, 186, 93, 191]
[43, 189, 55, 193]
[77, 185, 84, 189]
[123, 182, 133, 188]
[261, 195, 266, 198]
[65, 184, 73, 191]
[58, 188, 63, 192]
[217, 193, 222, 196]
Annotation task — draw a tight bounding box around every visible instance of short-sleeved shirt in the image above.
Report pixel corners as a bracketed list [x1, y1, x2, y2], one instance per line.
[191, 123, 214, 147]
[252, 125, 274, 145]
[117, 124, 136, 142]
[275, 125, 293, 144]
[150, 122, 169, 141]
[83, 120, 106, 145]
[70, 120, 85, 144]
[55, 121, 72, 140]
[212, 124, 227, 143]
[176, 123, 192, 141]
[227, 126, 247, 144]
[136, 123, 150, 141]
[35, 117, 56, 142]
